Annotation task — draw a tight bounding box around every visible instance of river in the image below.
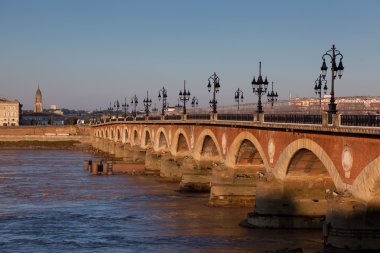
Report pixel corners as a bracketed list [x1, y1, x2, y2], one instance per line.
[0, 150, 322, 252]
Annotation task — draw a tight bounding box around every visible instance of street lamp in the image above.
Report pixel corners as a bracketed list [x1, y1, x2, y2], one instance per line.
[179, 80, 191, 114]
[314, 74, 327, 109]
[191, 96, 198, 108]
[114, 100, 120, 119]
[158, 86, 168, 116]
[122, 97, 129, 118]
[321, 44, 344, 116]
[107, 102, 113, 119]
[251, 62, 269, 113]
[130, 95, 138, 117]
[143, 91, 152, 117]
[267, 82, 279, 109]
[207, 72, 220, 114]
[234, 88, 244, 111]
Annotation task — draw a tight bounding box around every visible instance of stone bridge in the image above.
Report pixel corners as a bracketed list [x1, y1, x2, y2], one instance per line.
[91, 114, 380, 251]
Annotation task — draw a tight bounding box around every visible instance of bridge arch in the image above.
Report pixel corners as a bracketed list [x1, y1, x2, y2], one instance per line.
[131, 127, 140, 146]
[111, 128, 116, 141]
[273, 138, 344, 191]
[141, 127, 152, 149]
[193, 129, 222, 162]
[225, 131, 269, 171]
[154, 127, 169, 152]
[352, 156, 380, 202]
[123, 127, 129, 143]
[116, 127, 122, 142]
[171, 128, 190, 156]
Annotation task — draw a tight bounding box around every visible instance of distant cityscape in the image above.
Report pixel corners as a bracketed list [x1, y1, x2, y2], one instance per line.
[1, 86, 380, 126]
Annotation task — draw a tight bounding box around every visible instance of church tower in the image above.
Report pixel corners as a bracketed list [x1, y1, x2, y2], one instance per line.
[34, 85, 43, 113]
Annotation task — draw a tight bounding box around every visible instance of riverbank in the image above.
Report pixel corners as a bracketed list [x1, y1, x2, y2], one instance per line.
[0, 140, 95, 152]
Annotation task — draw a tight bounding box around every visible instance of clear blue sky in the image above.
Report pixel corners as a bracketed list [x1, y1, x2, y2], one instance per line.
[1, 0, 379, 111]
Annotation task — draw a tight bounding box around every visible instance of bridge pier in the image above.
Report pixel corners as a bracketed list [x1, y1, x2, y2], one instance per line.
[113, 142, 125, 159]
[243, 177, 327, 229]
[179, 158, 214, 192]
[145, 149, 162, 175]
[322, 196, 380, 252]
[209, 165, 265, 207]
[160, 153, 183, 181]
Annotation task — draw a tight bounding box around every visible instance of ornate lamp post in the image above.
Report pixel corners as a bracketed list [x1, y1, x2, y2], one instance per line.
[321, 44, 344, 117]
[234, 88, 244, 111]
[130, 95, 138, 117]
[267, 82, 279, 108]
[191, 96, 198, 108]
[107, 102, 113, 119]
[114, 100, 120, 119]
[314, 74, 328, 109]
[143, 91, 152, 117]
[179, 80, 191, 114]
[207, 72, 220, 114]
[158, 86, 168, 116]
[122, 97, 129, 118]
[251, 62, 269, 113]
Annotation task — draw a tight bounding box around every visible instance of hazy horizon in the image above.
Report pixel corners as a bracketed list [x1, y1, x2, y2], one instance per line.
[1, 0, 380, 111]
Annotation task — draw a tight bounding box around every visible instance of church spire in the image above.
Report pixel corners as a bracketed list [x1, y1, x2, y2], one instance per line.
[34, 84, 43, 113]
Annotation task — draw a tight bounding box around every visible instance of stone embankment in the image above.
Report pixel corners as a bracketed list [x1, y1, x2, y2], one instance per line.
[0, 125, 93, 151]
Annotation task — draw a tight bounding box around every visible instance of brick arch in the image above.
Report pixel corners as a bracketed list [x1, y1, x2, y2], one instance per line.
[116, 127, 122, 142]
[154, 127, 169, 152]
[273, 138, 344, 191]
[141, 127, 152, 149]
[131, 127, 140, 146]
[171, 128, 190, 156]
[352, 156, 380, 202]
[225, 131, 269, 171]
[123, 127, 129, 143]
[111, 128, 116, 141]
[193, 129, 222, 161]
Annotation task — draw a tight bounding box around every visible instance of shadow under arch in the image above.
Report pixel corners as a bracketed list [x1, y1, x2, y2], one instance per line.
[153, 127, 169, 152]
[123, 127, 129, 143]
[273, 138, 344, 191]
[131, 127, 140, 146]
[141, 127, 152, 149]
[171, 128, 191, 156]
[352, 156, 380, 202]
[193, 129, 222, 162]
[116, 127, 122, 142]
[110, 128, 114, 141]
[225, 131, 269, 171]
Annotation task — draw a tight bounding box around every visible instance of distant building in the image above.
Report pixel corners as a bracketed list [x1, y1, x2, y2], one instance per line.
[0, 99, 21, 126]
[21, 85, 64, 125]
[34, 85, 43, 113]
[22, 112, 64, 125]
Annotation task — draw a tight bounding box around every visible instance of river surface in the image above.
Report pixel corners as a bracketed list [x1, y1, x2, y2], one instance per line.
[0, 150, 322, 253]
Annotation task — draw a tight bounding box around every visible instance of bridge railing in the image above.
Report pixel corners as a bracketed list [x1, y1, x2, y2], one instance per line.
[264, 114, 323, 124]
[148, 116, 161, 121]
[135, 116, 145, 121]
[95, 113, 380, 128]
[164, 115, 182, 120]
[217, 114, 253, 121]
[341, 114, 380, 127]
[187, 114, 211, 120]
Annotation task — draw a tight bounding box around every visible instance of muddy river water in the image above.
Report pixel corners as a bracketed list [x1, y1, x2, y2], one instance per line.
[0, 150, 322, 252]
